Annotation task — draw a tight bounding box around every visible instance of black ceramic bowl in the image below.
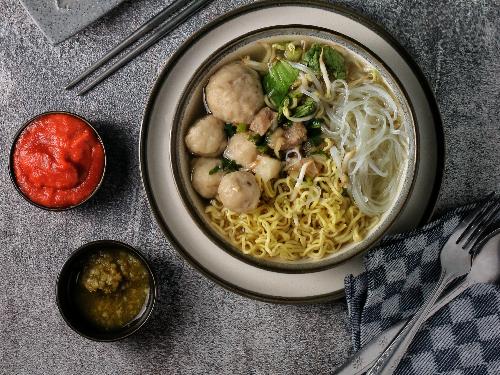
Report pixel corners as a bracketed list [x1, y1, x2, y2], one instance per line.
[56, 240, 157, 341]
[8, 111, 106, 211]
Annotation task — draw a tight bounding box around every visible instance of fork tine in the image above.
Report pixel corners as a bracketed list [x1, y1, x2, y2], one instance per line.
[456, 192, 496, 244]
[462, 200, 500, 249]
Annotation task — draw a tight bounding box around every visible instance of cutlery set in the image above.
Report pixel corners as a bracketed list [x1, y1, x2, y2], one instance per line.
[336, 195, 500, 374]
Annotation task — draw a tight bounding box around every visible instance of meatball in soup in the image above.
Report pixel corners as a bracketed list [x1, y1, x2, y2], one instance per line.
[185, 115, 227, 157]
[205, 63, 265, 124]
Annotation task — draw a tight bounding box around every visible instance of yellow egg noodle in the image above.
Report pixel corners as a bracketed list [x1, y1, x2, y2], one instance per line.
[205, 140, 379, 261]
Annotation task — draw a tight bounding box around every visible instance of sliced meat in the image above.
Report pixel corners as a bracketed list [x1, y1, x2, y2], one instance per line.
[283, 122, 307, 149]
[250, 107, 277, 136]
[266, 122, 308, 155]
[285, 157, 321, 178]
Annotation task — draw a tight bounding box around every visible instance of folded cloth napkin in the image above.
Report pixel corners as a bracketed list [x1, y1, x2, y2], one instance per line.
[345, 203, 500, 375]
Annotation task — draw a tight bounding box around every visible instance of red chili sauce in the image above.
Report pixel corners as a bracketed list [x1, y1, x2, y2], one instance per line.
[12, 113, 105, 209]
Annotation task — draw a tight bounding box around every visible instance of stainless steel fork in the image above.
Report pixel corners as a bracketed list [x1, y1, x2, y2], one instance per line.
[367, 196, 500, 375]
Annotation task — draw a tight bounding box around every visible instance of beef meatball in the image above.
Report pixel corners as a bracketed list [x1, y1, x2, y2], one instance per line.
[206, 63, 265, 124]
[185, 115, 227, 157]
[218, 171, 260, 213]
[191, 158, 224, 199]
[223, 133, 258, 168]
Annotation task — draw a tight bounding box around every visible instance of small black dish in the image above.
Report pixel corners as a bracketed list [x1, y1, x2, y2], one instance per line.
[8, 111, 106, 211]
[56, 240, 157, 342]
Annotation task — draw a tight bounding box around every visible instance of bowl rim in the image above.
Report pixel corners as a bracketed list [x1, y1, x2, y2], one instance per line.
[169, 24, 419, 274]
[139, 0, 445, 303]
[8, 111, 107, 211]
[55, 239, 158, 342]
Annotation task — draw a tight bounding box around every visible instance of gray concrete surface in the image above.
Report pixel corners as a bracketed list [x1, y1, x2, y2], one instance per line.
[0, 0, 498, 374]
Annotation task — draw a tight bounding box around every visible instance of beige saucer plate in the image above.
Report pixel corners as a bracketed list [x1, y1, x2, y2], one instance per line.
[140, 0, 443, 303]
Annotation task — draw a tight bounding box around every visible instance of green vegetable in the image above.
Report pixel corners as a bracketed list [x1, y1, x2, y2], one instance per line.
[209, 158, 242, 175]
[236, 123, 248, 133]
[287, 91, 303, 109]
[248, 133, 261, 143]
[302, 44, 322, 72]
[256, 144, 269, 153]
[322, 47, 347, 80]
[279, 97, 291, 119]
[302, 43, 347, 79]
[251, 133, 270, 154]
[284, 43, 302, 62]
[208, 165, 220, 175]
[248, 133, 268, 148]
[309, 150, 327, 156]
[276, 105, 286, 125]
[221, 158, 241, 172]
[308, 135, 323, 146]
[293, 97, 316, 118]
[224, 124, 236, 137]
[306, 118, 324, 129]
[263, 60, 299, 106]
[271, 42, 287, 51]
[303, 118, 324, 153]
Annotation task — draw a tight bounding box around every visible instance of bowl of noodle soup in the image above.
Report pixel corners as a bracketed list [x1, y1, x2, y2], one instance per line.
[171, 26, 417, 272]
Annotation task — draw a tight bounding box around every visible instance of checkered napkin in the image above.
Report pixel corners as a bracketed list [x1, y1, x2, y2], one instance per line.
[345, 203, 500, 375]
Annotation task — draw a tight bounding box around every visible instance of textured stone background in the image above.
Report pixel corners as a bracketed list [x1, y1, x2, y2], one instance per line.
[0, 0, 498, 374]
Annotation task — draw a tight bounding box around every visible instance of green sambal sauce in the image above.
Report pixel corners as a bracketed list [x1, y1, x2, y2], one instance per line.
[75, 249, 150, 330]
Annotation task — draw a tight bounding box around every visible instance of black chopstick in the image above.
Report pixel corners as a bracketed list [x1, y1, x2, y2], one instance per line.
[72, 0, 212, 95]
[66, 0, 190, 90]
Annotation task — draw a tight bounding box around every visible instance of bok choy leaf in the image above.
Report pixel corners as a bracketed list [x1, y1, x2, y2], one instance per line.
[263, 60, 299, 106]
[302, 43, 347, 80]
[293, 97, 316, 118]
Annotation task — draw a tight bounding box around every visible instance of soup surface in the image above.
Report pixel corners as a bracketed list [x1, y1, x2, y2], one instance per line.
[184, 39, 409, 261]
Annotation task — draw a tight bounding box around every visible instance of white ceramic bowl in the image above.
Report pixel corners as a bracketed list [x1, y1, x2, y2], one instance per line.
[170, 26, 418, 273]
